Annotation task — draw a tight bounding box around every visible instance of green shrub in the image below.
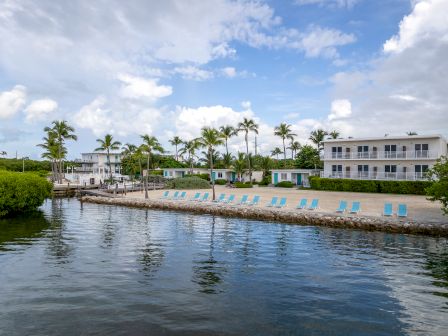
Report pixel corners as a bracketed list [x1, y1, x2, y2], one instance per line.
[259, 176, 272, 186]
[234, 182, 253, 188]
[275, 181, 295, 188]
[149, 170, 163, 176]
[167, 176, 210, 189]
[214, 179, 227, 185]
[185, 173, 210, 181]
[0, 171, 52, 217]
[309, 176, 431, 195]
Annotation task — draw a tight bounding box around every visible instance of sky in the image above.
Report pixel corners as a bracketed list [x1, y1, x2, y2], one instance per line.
[0, 0, 447, 159]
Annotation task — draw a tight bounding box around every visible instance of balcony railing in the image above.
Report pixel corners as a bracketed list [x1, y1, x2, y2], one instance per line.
[321, 171, 429, 181]
[323, 150, 438, 160]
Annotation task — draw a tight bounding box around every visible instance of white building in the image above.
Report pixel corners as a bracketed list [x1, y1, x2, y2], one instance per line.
[271, 169, 321, 187]
[163, 168, 263, 182]
[66, 152, 126, 185]
[321, 134, 447, 181]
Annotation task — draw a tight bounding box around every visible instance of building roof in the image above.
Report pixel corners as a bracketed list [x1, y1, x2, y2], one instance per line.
[322, 134, 447, 143]
[81, 152, 123, 155]
[271, 168, 322, 173]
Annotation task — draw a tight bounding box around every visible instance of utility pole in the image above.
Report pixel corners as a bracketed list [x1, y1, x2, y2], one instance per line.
[254, 136, 258, 156]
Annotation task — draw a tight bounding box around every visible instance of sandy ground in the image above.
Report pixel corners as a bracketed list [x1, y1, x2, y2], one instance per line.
[123, 185, 446, 223]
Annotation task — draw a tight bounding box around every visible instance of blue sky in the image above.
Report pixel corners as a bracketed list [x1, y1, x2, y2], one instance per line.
[0, 0, 447, 159]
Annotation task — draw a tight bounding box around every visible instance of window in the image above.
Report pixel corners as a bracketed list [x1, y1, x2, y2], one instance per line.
[218, 172, 223, 178]
[415, 165, 429, 178]
[415, 144, 429, 158]
[332, 146, 342, 158]
[385, 145, 397, 158]
[345, 166, 351, 178]
[357, 165, 369, 178]
[357, 145, 369, 158]
[332, 165, 342, 177]
[385, 165, 397, 179]
[280, 173, 288, 180]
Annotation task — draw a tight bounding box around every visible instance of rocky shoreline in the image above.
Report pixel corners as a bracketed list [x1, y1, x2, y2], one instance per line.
[81, 196, 448, 237]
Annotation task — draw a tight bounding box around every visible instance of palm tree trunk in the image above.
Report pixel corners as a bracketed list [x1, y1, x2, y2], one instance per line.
[245, 132, 251, 184]
[282, 139, 286, 162]
[225, 139, 229, 156]
[145, 154, 149, 199]
[209, 148, 215, 200]
[175, 144, 178, 161]
[107, 149, 112, 181]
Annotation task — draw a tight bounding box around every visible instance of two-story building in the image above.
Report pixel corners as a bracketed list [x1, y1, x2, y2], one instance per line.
[76, 152, 123, 175]
[321, 134, 447, 181]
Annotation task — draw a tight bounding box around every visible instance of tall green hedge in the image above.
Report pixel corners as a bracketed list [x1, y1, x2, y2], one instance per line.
[0, 171, 53, 217]
[309, 176, 431, 195]
[167, 176, 211, 189]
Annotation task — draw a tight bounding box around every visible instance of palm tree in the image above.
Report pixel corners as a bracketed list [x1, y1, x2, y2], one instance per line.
[121, 143, 137, 179]
[219, 125, 236, 156]
[271, 147, 283, 160]
[140, 135, 164, 199]
[237, 118, 259, 184]
[309, 129, 328, 152]
[274, 123, 297, 161]
[179, 139, 201, 174]
[0, 151, 6, 157]
[328, 130, 340, 139]
[169, 136, 183, 161]
[198, 127, 223, 200]
[258, 155, 272, 179]
[288, 140, 301, 159]
[222, 153, 233, 169]
[233, 152, 247, 181]
[44, 120, 77, 183]
[407, 131, 418, 136]
[95, 134, 122, 181]
[37, 132, 64, 182]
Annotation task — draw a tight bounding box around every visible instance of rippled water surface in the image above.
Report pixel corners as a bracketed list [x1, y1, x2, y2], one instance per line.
[0, 199, 447, 335]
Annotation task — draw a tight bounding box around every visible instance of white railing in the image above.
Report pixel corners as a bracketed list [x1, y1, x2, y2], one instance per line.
[323, 150, 438, 160]
[322, 171, 429, 181]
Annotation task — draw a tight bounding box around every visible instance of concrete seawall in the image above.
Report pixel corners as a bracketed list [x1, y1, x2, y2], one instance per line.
[81, 196, 448, 237]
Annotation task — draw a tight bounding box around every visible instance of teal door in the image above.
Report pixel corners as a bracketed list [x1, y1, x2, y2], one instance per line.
[273, 173, 278, 184]
[231, 172, 236, 182]
[297, 173, 302, 185]
[212, 172, 216, 181]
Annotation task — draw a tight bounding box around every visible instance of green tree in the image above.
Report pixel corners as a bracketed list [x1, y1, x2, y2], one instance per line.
[43, 120, 77, 183]
[426, 156, 448, 215]
[37, 132, 64, 181]
[121, 143, 138, 179]
[233, 152, 247, 181]
[198, 127, 223, 200]
[237, 118, 259, 183]
[95, 134, 121, 181]
[179, 139, 201, 174]
[140, 135, 164, 199]
[219, 125, 236, 156]
[288, 140, 301, 159]
[169, 136, 183, 161]
[271, 147, 283, 160]
[258, 155, 272, 179]
[221, 153, 233, 169]
[309, 129, 327, 153]
[328, 130, 340, 139]
[274, 123, 296, 161]
[295, 145, 322, 169]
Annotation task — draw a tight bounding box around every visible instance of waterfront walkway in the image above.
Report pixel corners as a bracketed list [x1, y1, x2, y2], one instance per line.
[123, 186, 446, 224]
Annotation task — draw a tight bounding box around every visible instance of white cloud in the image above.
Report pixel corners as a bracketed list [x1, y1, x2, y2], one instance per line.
[221, 67, 237, 78]
[173, 66, 214, 81]
[118, 74, 172, 100]
[384, 0, 448, 53]
[0, 85, 26, 119]
[241, 101, 252, 110]
[72, 96, 112, 137]
[24, 98, 58, 123]
[328, 99, 352, 120]
[294, 0, 360, 9]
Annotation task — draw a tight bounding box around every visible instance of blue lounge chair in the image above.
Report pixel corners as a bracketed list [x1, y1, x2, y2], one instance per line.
[176, 191, 187, 200]
[397, 204, 407, 217]
[296, 198, 307, 209]
[189, 193, 200, 201]
[213, 193, 226, 202]
[235, 195, 249, 205]
[247, 195, 260, 206]
[266, 197, 278, 207]
[199, 193, 209, 202]
[383, 203, 393, 216]
[221, 194, 235, 204]
[169, 191, 179, 200]
[308, 199, 319, 210]
[276, 197, 287, 208]
[349, 201, 361, 214]
[160, 191, 170, 199]
[336, 200, 347, 213]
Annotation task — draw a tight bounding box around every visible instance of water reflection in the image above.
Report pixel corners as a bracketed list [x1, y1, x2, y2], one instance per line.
[138, 210, 165, 277]
[0, 211, 49, 251]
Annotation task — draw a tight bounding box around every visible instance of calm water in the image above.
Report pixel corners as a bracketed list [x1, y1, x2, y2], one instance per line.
[0, 199, 447, 335]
